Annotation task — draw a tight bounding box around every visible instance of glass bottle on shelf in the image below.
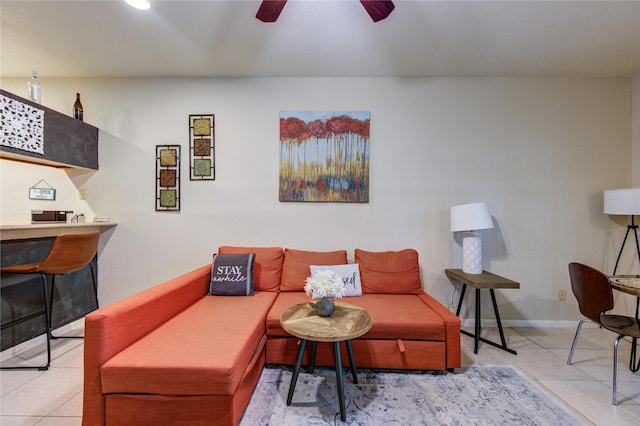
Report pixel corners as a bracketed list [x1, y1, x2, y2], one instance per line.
[73, 92, 84, 121]
[27, 69, 41, 104]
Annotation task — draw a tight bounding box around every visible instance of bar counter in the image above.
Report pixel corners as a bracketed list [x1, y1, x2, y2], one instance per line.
[1, 221, 117, 351]
[1, 221, 117, 241]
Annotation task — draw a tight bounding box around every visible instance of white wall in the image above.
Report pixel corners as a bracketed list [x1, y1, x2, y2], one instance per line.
[1, 77, 635, 323]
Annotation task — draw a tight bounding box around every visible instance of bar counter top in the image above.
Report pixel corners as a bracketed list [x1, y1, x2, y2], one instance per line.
[0, 222, 117, 240]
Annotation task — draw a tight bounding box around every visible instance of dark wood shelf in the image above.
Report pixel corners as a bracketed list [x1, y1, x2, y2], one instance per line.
[1, 90, 98, 170]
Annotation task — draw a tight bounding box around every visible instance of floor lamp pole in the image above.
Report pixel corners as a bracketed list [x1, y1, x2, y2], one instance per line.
[611, 215, 640, 373]
[612, 215, 640, 276]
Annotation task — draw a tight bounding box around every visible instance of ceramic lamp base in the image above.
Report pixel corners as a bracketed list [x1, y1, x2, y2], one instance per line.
[462, 232, 483, 274]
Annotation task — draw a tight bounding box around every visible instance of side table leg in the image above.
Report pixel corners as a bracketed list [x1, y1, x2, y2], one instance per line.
[455, 283, 467, 316]
[309, 341, 317, 373]
[489, 289, 518, 355]
[474, 288, 481, 354]
[490, 289, 507, 348]
[334, 341, 346, 421]
[287, 339, 307, 406]
[345, 340, 358, 384]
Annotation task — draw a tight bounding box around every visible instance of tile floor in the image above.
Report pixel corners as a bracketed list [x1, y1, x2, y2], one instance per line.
[1, 326, 639, 425]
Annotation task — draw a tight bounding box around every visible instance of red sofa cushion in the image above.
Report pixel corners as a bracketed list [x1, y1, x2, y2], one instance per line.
[355, 248, 422, 294]
[218, 246, 283, 292]
[267, 292, 446, 341]
[280, 248, 348, 292]
[101, 291, 277, 396]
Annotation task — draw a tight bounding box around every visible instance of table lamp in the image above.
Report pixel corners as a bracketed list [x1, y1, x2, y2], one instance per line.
[451, 202, 494, 274]
[604, 188, 640, 275]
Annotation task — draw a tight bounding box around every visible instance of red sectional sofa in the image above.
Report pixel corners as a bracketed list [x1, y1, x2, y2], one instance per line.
[83, 247, 460, 425]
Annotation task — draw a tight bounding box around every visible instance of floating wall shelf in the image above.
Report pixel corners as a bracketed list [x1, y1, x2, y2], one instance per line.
[1, 90, 99, 170]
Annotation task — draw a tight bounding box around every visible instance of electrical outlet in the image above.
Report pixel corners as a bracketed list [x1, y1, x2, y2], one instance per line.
[79, 188, 86, 200]
[558, 289, 567, 301]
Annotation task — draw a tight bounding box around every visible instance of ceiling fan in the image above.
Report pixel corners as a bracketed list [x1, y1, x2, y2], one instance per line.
[256, 0, 395, 23]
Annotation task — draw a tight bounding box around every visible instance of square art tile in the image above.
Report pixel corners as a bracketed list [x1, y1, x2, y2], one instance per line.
[189, 115, 215, 180]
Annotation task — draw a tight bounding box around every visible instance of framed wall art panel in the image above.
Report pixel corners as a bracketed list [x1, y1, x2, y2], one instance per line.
[189, 114, 215, 180]
[279, 111, 370, 203]
[156, 145, 180, 211]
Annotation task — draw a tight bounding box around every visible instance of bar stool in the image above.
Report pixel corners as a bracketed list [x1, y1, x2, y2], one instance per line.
[0, 231, 100, 370]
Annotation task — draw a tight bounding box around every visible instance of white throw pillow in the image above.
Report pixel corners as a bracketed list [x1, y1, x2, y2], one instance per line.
[310, 264, 362, 297]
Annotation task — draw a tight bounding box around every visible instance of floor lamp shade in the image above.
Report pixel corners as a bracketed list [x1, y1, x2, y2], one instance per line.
[604, 188, 640, 215]
[451, 203, 494, 274]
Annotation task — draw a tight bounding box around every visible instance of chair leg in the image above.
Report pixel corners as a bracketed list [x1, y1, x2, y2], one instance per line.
[613, 334, 623, 405]
[567, 319, 590, 365]
[0, 273, 50, 371]
[49, 263, 97, 340]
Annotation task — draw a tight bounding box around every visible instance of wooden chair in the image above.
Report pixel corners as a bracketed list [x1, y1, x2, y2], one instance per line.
[567, 262, 640, 404]
[0, 231, 100, 370]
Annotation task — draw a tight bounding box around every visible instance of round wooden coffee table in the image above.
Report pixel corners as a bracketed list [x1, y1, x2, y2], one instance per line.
[280, 301, 372, 421]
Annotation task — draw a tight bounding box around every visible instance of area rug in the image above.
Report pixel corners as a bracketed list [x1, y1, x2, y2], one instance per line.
[239, 365, 585, 425]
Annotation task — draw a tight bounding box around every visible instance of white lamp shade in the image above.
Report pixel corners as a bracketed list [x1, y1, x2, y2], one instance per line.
[450, 202, 494, 232]
[603, 188, 640, 215]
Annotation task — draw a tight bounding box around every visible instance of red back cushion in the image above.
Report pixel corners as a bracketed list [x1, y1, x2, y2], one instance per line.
[280, 248, 348, 292]
[355, 248, 422, 294]
[218, 246, 283, 292]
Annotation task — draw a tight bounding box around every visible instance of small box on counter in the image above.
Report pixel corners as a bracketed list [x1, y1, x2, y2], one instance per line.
[31, 210, 74, 223]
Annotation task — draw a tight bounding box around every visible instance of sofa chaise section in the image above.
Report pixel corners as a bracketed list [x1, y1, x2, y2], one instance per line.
[83, 264, 278, 426]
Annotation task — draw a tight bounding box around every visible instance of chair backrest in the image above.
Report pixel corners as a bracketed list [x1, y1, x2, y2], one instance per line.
[39, 231, 100, 275]
[568, 262, 614, 323]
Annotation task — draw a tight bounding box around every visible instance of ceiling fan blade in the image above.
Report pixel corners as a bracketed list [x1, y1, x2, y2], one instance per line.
[360, 0, 395, 22]
[256, 0, 288, 23]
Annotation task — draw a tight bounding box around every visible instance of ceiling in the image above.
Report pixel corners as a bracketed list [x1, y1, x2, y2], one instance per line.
[1, 0, 639, 79]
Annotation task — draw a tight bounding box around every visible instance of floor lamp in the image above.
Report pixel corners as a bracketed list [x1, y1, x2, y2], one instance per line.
[604, 188, 640, 275]
[605, 187, 640, 372]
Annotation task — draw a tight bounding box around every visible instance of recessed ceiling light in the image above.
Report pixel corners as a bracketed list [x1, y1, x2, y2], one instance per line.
[125, 0, 150, 10]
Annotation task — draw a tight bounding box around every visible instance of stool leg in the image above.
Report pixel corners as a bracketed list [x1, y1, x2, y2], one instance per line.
[40, 273, 51, 370]
[41, 273, 51, 370]
[89, 261, 98, 309]
[49, 274, 59, 340]
[0, 273, 50, 370]
[50, 263, 96, 339]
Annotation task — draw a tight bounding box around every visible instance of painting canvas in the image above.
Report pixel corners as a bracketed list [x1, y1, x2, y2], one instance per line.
[279, 111, 370, 203]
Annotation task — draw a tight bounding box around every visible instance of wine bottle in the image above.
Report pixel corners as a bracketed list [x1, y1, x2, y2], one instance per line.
[27, 70, 41, 104]
[73, 92, 84, 121]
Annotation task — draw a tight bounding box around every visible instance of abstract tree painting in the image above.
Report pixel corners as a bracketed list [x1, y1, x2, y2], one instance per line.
[279, 111, 370, 203]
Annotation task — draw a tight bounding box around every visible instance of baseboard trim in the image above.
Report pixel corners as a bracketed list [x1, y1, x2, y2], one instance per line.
[0, 319, 592, 361]
[460, 319, 593, 328]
